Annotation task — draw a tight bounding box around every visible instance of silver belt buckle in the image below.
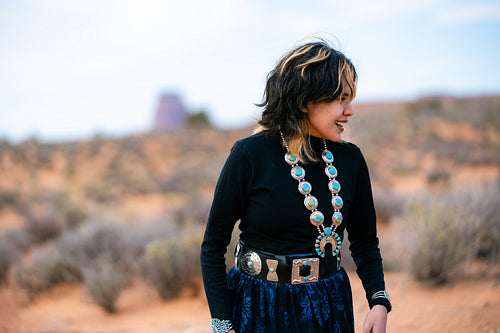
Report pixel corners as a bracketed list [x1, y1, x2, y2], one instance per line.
[291, 258, 319, 284]
[240, 251, 262, 276]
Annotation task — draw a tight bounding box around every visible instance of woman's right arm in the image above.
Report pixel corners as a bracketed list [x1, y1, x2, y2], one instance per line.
[200, 141, 251, 328]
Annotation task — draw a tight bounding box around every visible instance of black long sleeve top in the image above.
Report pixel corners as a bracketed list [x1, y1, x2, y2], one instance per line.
[201, 131, 387, 321]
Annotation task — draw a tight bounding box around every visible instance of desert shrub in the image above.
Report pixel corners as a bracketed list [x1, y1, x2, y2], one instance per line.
[158, 156, 223, 195]
[0, 227, 32, 252]
[141, 225, 203, 300]
[83, 184, 119, 203]
[480, 327, 500, 333]
[12, 218, 178, 311]
[54, 220, 129, 271]
[426, 169, 450, 185]
[186, 110, 213, 128]
[81, 255, 129, 313]
[0, 189, 19, 209]
[118, 135, 147, 159]
[24, 214, 62, 244]
[473, 181, 500, 260]
[70, 219, 178, 312]
[13, 245, 79, 297]
[0, 235, 18, 284]
[65, 205, 87, 229]
[404, 194, 473, 284]
[119, 220, 177, 272]
[403, 181, 500, 284]
[373, 190, 406, 223]
[172, 193, 213, 226]
[19, 191, 88, 244]
[13, 220, 128, 298]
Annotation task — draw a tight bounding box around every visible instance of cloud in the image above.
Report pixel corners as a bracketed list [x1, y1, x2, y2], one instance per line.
[433, 1, 500, 24]
[330, 0, 449, 22]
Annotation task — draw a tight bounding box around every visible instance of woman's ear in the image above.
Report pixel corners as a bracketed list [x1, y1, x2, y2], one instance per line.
[302, 102, 310, 113]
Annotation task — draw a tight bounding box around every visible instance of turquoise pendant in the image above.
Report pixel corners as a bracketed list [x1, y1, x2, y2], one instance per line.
[285, 152, 298, 165]
[328, 180, 341, 193]
[322, 150, 334, 163]
[332, 196, 343, 209]
[315, 230, 342, 258]
[332, 211, 343, 226]
[304, 195, 318, 210]
[309, 211, 324, 226]
[298, 181, 312, 195]
[325, 165, 338, 178]
[291, 166, 306, 180]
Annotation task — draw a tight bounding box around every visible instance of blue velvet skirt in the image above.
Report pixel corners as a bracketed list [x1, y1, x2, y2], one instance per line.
[226, 267, 354, 333]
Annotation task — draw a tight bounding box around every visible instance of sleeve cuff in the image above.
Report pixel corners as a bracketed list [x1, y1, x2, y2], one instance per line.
[369, 297, 392, 313]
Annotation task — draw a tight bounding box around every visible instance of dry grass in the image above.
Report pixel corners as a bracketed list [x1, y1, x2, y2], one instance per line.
[140, 224, 204, 300]
[402, 180, 500, 284]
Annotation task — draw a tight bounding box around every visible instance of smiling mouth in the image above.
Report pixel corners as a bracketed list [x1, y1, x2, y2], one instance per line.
[335, 121, 345, 130]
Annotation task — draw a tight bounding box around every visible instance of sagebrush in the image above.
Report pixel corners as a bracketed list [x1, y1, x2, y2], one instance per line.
[403, 180, 500, 284]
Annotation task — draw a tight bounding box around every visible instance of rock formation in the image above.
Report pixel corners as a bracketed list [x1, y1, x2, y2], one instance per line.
[153, 93, 186, 131]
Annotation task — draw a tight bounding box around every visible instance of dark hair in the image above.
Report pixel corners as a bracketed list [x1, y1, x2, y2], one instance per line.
[256, 38, 357, 161]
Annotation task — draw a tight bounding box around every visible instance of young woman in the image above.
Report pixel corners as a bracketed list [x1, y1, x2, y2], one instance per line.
[201, 38, 391, 333]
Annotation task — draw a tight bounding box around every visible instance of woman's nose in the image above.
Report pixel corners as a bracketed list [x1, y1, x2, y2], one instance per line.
[343, 102, 354, 116]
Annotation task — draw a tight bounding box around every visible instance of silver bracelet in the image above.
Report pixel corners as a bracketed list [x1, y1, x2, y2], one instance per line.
[371, 290, 392, 308]
[210, 318, 233, 333]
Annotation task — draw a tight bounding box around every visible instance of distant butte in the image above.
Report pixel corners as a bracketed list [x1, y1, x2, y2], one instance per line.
[153, 93, 187, 131]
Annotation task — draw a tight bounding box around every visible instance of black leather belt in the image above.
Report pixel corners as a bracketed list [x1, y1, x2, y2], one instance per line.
[235, 241, 340, 284]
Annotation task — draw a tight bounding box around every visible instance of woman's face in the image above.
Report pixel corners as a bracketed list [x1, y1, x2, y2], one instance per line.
[303, 87, 354, 142]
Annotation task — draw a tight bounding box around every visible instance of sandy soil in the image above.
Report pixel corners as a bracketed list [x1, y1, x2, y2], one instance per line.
[1, 270, 499, 333]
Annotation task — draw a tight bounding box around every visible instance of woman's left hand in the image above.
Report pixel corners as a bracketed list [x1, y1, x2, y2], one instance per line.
[362, 304, 388, 333]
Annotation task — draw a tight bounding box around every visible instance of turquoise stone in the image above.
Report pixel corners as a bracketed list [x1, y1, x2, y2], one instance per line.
[270, 268, 274, 272]
[305, 276, 309, 281]
[296, 169, 303, 176]
[304, 261, 308, 266]
[326, 152, 333, 160]
[325, 227, 332, 235]
[247, 261, 252, 267]
[333, 182, 339, 189]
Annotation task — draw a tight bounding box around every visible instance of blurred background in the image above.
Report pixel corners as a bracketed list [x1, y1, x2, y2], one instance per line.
[0, 1, 499, 332]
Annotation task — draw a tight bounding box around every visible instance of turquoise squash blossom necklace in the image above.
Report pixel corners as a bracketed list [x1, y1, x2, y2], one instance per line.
[280, 132, 343, 263]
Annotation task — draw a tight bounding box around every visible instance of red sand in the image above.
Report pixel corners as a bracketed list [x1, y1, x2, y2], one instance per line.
[1, 270, 499, 333]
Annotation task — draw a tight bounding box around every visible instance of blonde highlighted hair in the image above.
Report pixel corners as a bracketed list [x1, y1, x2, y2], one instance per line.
[255, 38, 357, 163]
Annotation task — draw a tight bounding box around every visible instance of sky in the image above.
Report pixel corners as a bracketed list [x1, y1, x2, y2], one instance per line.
[1, 0, 499, 143]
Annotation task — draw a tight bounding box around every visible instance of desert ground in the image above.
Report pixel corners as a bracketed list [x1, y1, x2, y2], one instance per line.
[1, 96, 499, 332]
[2, 222, 500, 332]
[1, 261, 499, 332]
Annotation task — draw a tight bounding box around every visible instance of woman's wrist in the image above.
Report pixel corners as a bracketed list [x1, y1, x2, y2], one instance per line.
[370, 290, 392, 313]
[371, 304, 388, 312]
